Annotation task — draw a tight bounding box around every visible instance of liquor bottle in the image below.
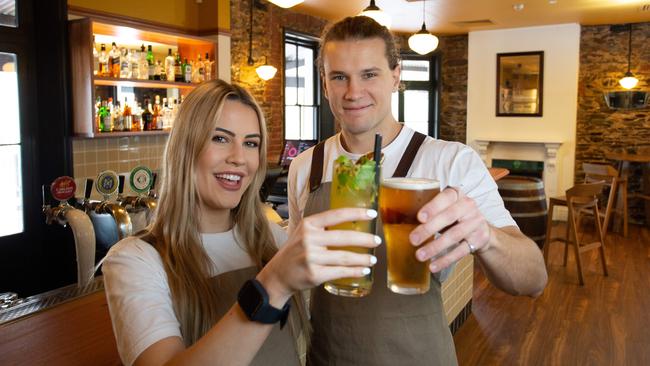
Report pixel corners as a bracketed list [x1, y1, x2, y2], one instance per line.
[96, 97, 104, 131]
[98, 44, 108, 77]
[161, 97, 172, 130]
[122, 97, 132, 132]
[139, 44, 148, 80]
[120, 48, 130, 78]
[103, 98, 114, 132]
[108, 42, 120, 78]
[141, 97, 153, 131]
[131, 102, 142, 131]
[113, 100, 124, 131]
[153, 95, 162, 130]
[154, 60, 162, 81]
[174, 53, 183, 82]
[92, 36, 99, 76]
[146, 45, 155, 80]
[165, 49, 175, 82]
[183, 58, 192, 83]
[130, 49, 140, 79]
[194, 54, 205, 83]
[204, 53, 213, 81]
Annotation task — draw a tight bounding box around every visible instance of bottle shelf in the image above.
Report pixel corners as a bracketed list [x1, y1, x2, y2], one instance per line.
[74, 129, 170, 139]
[93, 76, 195, 89]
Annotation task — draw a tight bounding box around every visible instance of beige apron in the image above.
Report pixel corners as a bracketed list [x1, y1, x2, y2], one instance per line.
[305, 133, 457, 366]
[210, 266, 302, 366]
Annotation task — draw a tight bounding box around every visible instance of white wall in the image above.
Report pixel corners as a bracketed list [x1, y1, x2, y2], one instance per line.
[466, 23, 580, 197]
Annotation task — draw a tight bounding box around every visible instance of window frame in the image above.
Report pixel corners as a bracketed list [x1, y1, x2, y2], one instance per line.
[282, 29, 322, 142]
[395, 52, 441, 139]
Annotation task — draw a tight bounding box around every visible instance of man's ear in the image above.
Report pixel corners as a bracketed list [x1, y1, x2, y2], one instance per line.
[391, 64, 401, 92]
[321, 73, 330, 100]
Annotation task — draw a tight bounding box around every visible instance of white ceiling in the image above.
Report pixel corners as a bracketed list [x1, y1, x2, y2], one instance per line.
[287, 0, 650, 35]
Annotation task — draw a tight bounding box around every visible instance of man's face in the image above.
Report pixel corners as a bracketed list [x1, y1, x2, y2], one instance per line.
[321, 37, 400, 138]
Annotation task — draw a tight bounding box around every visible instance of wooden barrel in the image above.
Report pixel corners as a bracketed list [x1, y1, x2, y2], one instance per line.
[497, 176, 547, 249]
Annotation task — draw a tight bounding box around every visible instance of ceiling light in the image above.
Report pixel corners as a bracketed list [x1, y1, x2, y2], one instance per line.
[513, 3, 525, 11]
[619, 24, 638, 89]
[408, 1, 439, 55]
[247, 0, 277, 81]
[267, 0, 304, 8]
[359, 0, 392, 29]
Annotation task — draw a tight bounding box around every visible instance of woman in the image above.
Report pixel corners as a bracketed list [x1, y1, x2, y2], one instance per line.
[103, 79, 379, 366]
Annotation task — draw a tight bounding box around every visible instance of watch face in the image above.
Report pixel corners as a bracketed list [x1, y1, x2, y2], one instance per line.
[238, 280, 263, 319]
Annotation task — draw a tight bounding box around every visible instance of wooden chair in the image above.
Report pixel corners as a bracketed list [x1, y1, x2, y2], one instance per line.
[543, 182, 608, 285]
[582, 162, 628, 238]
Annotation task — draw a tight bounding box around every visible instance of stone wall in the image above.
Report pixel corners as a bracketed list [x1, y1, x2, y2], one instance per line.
[576, 22, 650, 221]
[438, 35, 468, 143]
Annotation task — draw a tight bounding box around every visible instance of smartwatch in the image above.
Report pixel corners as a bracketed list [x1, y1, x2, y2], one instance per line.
[237, 279, 290, 328]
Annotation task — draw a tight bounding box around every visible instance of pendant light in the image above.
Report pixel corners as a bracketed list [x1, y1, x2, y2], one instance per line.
[619, 23, 638, 90]
[247, 0, 276, 81]
[359, 0, 391, 29]
[408, 0, 438, 55]
[267, 0, 303, 8]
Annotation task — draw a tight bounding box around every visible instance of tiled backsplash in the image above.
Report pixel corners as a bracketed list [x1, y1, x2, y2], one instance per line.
[72, 135, 168, 199]
[442, 255, 474, 325]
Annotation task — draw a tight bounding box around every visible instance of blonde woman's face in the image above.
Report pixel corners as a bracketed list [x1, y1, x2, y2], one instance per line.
[196, 100, 261, 221]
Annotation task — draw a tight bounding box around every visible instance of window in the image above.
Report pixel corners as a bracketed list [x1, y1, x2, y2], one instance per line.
[0, 52, 22, 236]
[391, 55, 440, 138]
[284, 31, 320, 140]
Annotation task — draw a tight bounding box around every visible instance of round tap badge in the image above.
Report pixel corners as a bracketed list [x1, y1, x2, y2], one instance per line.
[51, 176, 76, 202]
[96, 170, 119, 196]
[129, 166, 153, 195]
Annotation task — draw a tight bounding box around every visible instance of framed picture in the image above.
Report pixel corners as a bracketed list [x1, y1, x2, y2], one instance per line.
[496, 51, 544, 117]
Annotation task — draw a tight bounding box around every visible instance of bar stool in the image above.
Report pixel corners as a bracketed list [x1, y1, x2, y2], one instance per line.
[543, 182, 608, 285]
[582, 162, 628, 238]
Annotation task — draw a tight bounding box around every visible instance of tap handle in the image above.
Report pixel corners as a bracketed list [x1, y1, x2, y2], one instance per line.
[118, 175, 126, 195]
[149, 172, 158, 197]
[84, 178, 94, 201]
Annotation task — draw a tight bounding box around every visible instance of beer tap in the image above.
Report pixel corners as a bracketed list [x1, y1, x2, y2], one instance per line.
[94, 171, 132, 240]
[42, 176, 96, 288]
[119, 167, 157, 232]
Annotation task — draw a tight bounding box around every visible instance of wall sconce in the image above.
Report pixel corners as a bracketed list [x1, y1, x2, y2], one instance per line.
[359, 0, 391, 29]
[619, 23, 638, 90]
[408, 0, 438, 55]
[248, 0, 277, 81]
[255, 57, 278, 81]
[267, 0, 303, 8]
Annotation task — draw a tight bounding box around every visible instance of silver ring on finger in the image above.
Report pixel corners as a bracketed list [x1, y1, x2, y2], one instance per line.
[464, 240, 477, 255]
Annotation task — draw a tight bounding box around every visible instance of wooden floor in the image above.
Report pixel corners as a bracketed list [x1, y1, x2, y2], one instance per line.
[454, 223, 650, 366]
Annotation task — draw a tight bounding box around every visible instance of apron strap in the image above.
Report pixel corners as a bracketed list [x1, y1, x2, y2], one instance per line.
[309, 141, 326, 193]
[392, 131, 427, 178]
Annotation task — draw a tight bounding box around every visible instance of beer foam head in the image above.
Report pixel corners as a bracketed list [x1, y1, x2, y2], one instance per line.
[382, 177, 439, 190]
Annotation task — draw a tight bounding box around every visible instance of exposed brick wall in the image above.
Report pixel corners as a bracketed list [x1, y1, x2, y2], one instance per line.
[438, 35, 468, 143]
[230, 0, 326, 163]
[576, 22, 650, 222]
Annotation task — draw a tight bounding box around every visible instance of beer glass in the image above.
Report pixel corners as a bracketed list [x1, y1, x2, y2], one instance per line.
[379, 177, 440, 295]
[324, 156, 378, 297]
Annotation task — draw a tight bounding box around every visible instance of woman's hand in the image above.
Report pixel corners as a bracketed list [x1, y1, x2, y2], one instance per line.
[256, 208, 380, 307]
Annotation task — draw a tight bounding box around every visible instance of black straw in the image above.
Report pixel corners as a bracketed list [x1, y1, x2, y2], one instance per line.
[372, 133, 382, 234]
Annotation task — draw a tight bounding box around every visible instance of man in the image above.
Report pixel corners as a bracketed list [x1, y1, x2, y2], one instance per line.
[287, 16, 548, 365]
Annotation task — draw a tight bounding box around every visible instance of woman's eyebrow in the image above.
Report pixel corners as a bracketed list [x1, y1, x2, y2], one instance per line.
[215, 127, 261, 139]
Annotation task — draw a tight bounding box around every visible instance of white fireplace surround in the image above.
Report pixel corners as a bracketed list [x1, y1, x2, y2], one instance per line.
[474, 138, 563, 200]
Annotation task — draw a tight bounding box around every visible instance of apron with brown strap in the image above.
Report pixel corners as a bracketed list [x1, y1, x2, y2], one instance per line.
[305, 132, 457, 366]
[210, 266, 302, 366]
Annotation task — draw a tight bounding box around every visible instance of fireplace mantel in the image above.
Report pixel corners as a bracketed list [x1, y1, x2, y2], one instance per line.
[473, 138, 564, 198]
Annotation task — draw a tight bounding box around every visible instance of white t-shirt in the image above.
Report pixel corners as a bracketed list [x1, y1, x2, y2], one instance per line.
[102, 224, 288, 366]
[288, 126, 516, 232]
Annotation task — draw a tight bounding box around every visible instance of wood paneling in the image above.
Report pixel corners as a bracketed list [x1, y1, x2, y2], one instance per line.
[454, 224, 650, 365]
[0, 291, 120, 366]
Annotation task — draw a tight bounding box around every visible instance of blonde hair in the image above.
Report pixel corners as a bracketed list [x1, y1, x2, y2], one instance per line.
[147, 79, 308, 346]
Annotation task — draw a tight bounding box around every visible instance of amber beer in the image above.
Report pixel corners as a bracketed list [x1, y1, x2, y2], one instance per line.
[380, 178, 440, 295]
